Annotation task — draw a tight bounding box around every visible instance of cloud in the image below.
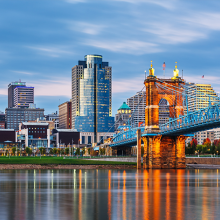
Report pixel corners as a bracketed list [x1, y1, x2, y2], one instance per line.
[143, 23, 206, 44]
[182, 12, 220, 31]
[68, 22, 105, 35]
[84, 40, 162, 54]
[111, 0, 176, 10]
[27, 46, 74, 58]
[113, 77, 145, 93]
[31, 77, 71, 97]
[185, 75, 220, 86]
[0, 88, 7, 96]
[64, 0, 86, 3]
[11, 70, 35, 75]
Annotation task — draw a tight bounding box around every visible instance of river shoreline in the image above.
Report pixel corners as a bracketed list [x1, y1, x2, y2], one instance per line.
[0, 164, 137, 170]
[0, 164, 219, 170]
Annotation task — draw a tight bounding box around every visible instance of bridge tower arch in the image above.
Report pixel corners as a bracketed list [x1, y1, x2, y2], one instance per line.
[143, 61, 187, 169]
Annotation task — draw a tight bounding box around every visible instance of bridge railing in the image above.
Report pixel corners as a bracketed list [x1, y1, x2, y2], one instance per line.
[112, 126, 145, 143]
[160, 104, 220, 133]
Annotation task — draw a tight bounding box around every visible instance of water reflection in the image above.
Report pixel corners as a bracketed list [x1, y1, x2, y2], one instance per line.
[0, 169, 219, 220]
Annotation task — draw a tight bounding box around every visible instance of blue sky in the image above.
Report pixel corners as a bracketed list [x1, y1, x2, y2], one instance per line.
[1, 0, 220, 115]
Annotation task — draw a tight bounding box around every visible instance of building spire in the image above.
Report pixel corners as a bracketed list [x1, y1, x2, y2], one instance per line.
[149, 60, 155, 76]
[172, 61, 179, 79]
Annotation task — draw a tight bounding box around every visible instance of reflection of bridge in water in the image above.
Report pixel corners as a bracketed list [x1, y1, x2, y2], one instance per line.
[110, 62, 220, 169]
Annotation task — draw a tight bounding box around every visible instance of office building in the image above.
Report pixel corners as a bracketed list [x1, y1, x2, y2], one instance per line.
[17, 122, 50, 149]
[0, 111, 5, 129]
[6, 107, 44, 130]
[127, 91, 146, 127]
[80, 131, 115, 145]
[8, 81, 26, 108]
[186, 83, 220, 144]
[45, 112, 59, 129]
[52, 129, 80, 148]
[72, 54, 114, 143]
[14, 86, 34, 108]
[186, 83, 219, 112]
[159, 99, 170, 125]
[29, 118, 56, 135]
[194, 130, 215, 145]
[115, 102, 131, 130]
[59, 101, 72, 129]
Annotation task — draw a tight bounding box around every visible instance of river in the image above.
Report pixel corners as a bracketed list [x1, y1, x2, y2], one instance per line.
[0, 169, 219, 220]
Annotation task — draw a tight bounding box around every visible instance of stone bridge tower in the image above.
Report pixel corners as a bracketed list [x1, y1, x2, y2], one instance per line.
[143, 61, 187, 169]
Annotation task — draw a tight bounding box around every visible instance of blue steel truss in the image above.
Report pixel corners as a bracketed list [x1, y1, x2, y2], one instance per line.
[110, 103, 220, 147]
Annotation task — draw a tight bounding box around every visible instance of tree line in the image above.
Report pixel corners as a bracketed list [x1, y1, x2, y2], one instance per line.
[186, 138, 220, 155]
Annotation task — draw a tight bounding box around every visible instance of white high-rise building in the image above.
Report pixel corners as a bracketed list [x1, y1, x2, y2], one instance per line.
[127, 91, 146, 127]
[186, 83, 220, 144]
[186, 83, 219, 112]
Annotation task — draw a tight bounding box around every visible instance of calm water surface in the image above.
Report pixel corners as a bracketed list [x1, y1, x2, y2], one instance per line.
[0, 169, 219, 220]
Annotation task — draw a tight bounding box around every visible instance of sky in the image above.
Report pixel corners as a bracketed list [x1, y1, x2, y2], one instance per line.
[1, 0, 220, 115]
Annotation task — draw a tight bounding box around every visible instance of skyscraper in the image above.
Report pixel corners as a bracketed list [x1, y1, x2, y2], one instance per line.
[186, 83, 219, 112]
[72, 54, 114, 143]
[14, 86, 34, 108]
[8, 81, 26, 108]
[59, 101, 72, 129]
[127, 91, 146, 127]
[186, 83, 220, 144]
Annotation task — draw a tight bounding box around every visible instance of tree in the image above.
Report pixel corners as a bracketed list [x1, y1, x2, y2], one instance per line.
[29, 148, 32, 155]
[214, 139, 220, 147]
[57, 149, 60, 155]
[61, 149, 64, 155]
[75, 148, 80, 155]
[53, 148, 57, 154]
[65, 148, 69, 155]
[210, 144, 216, 154]
[39, 147, 46, 154]
[25, 147, 30, 155]
[12, 147, 16, 156]
[88, 148, 91, 155]
[190, 138, 197, 154]
[196, 145, 203, 153]
[99, 148, 105, 155]
[203, 138, 211, 147]
[82, 147, 85, 155]
[49, 148, 53, 154]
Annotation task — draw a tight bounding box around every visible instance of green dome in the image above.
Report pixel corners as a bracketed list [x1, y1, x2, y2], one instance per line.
[118, 102, 131, 110]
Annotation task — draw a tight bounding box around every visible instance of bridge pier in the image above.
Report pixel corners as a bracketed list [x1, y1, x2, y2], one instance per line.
[142, 135, 187, 169]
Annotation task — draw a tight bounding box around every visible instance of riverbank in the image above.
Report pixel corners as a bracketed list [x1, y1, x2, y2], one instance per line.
[0, 164, 137, 170]
[0, 164, 219, 170]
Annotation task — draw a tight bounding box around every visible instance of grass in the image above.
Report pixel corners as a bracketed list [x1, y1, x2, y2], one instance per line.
[0, 156, 136, 165]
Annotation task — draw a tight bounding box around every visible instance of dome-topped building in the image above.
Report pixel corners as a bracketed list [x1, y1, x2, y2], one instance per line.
[115, 102, 131, 131]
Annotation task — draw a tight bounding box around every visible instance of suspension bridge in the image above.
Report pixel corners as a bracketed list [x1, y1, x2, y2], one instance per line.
[108, 61, 220, 169]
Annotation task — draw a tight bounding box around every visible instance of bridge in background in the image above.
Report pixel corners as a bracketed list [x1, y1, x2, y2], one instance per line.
[109, 62, 220, 169]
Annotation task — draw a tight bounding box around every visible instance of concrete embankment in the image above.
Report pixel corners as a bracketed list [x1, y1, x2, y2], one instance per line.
[186, 157, 220, 165]
[89, 157, 220, 165]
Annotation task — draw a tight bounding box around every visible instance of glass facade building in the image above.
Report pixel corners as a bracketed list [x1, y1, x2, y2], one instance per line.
[72, 55, 114, 142]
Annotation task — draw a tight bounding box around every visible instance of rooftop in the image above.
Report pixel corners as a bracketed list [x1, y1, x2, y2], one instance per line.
[22, 122, 49, 126]
[118, 102, 131, 110]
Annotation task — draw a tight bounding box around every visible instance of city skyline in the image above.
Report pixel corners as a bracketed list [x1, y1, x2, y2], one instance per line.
[0, 0, 220, 114]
